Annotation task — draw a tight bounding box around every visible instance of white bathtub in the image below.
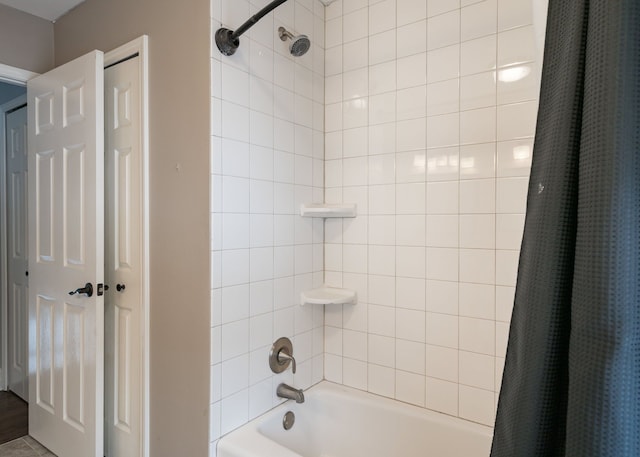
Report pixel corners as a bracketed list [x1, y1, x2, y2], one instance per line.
[217, 382, 493, 457]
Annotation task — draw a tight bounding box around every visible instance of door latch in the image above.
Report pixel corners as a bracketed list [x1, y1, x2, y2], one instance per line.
[97, 283, 108, 296]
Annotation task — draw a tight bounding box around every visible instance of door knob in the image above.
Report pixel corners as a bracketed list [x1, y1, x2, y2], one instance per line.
[69, 283, 93, 297]
[116, 284, 126, 292]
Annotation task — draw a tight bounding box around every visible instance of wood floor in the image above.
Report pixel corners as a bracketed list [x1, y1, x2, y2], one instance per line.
[0, 391, 28, 446]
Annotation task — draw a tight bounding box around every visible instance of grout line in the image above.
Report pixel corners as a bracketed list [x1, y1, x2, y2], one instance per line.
[456, 0, 463, 417]
[423, 0, 430, 409]
[391, 0, 398, 402]
[493, 0, 499, 397]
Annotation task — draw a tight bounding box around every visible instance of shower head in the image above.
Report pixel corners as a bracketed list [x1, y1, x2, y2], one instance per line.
[278, 27, 311, 57]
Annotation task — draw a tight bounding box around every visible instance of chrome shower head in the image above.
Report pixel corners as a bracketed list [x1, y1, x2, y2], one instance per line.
[278, 27, 311, 57]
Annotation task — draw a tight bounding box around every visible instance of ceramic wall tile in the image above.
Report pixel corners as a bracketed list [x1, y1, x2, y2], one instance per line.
[211, 0, 540, 446]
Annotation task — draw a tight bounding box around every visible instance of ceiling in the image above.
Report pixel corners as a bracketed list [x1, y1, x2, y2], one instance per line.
[1, 0, 336, 21]
[0, 0, 86, 21]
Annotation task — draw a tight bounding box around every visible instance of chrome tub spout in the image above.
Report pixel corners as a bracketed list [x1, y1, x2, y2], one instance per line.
[277, 383, 305, 403]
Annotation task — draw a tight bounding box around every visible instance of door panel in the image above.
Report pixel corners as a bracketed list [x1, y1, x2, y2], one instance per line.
[28, 50, 105, 457]
[63, 301, 86, 431]
[63, 144, 86, 266]
[105, 56, 142, 457]
[7, 104, 28, 401]
[35, 149, 55, 262]
[35, 294, 55, 412]
[115, 147, 132, 270]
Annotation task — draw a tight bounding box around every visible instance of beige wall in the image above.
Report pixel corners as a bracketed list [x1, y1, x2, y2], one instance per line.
[0, 4, 54, 73]
[55, 1, 210, 456]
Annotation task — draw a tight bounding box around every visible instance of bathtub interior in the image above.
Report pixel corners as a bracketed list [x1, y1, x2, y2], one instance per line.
[255, 383, 492, 457]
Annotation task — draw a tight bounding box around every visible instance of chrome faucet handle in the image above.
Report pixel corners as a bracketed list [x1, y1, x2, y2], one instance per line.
[269, 337, 297, 374]
[277, 349, 297, 374]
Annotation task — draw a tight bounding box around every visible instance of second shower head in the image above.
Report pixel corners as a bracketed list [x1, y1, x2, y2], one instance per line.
[278, 27, 311, 57]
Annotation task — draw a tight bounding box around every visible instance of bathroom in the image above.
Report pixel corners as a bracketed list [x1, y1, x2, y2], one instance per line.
[211, 0, 546, 454]
[0, 0, 633, 454]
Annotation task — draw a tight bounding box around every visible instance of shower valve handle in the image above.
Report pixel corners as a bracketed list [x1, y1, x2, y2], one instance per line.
[277, 349, 297, 374]
[269, 337, 297, 374]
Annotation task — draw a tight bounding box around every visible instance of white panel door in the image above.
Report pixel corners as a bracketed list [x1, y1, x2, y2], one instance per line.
[6, 104, 28, 401]
[27, 50, 105, 457]
[104, 56, 142, 457]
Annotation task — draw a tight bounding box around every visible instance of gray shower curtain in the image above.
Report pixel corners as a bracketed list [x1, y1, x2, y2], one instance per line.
[491, 1, 639, 456]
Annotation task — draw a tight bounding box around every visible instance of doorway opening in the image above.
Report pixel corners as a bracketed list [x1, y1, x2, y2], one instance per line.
[0, 79, 29, 448]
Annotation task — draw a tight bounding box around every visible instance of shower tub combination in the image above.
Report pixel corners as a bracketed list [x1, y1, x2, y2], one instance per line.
[217, 382, 493, 457]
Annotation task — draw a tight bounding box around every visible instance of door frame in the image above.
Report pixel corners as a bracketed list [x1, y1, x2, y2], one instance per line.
[103, 35, 150, 457]
[0, 35, 149, 457]
[0, 63, 36, 390]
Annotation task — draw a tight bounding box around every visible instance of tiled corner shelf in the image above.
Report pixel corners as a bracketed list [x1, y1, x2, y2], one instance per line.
[300, 203, 357, 218]
[300, 287, 357, 306]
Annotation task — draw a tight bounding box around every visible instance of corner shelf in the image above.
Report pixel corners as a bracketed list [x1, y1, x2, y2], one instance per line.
[300, 203, 357, 218]
[301, 287, 357, 306]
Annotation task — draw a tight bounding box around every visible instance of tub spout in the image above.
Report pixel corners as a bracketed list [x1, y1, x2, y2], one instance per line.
[277, 383, 305, 403]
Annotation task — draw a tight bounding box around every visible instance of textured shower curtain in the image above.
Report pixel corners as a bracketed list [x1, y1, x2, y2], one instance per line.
[491, 1, 639, 456]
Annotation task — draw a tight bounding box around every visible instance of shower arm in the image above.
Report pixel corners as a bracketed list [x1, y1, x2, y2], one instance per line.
[233, 0, 287, 39]
[216, 0, 288, 56]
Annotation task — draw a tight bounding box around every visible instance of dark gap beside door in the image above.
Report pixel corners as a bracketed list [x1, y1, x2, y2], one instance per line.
[0, 391, 28, 445]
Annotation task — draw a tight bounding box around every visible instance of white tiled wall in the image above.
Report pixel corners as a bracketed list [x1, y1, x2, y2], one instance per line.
[210, 0, 326, 452]
[323, 0, 539, 427]
[211, 0, 543, 453]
